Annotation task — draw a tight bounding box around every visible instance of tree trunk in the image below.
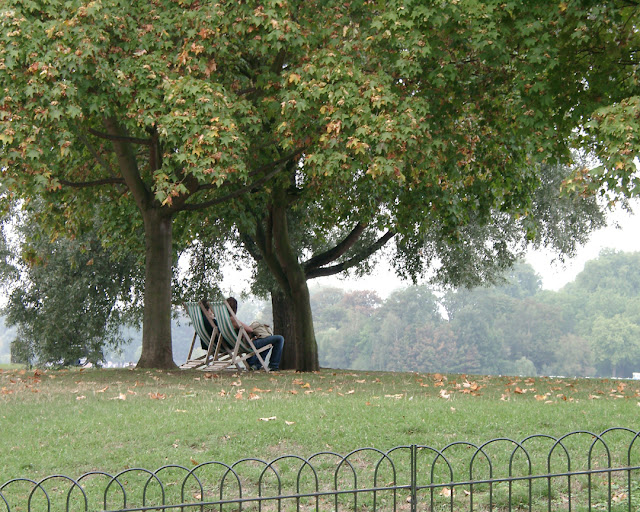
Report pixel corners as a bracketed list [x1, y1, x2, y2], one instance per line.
[272, 288, 298, 370]
[136, 209, 177, 369]
[263, 202, 319, 371]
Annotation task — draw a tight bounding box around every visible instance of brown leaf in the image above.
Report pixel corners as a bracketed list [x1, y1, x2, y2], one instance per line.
[301, 382, 311, 388]
[514, 387, 524, 394]
[148, 392, 166, 400]
[249, 393, 261, 400]
[234, 392, 243, 400]
[259, 416, 277, 422]
[96, 386, 109, 393]
[190, 458, 199, 466]
[289, 390, 298, 395]
[252, 387, 271, 393]
[355, 379, 366, 384]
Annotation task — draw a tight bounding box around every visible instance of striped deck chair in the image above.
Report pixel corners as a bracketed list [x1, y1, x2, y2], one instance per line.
[180, 301, 233, 371]
[202, 299, 273, 372]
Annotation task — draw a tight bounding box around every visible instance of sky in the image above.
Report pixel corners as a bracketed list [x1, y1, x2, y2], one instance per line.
[223, 199, 640, 298]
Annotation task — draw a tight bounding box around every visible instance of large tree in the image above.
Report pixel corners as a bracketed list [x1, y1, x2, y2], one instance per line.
[200, 1, 634, 371]
[0, 0, 302, 368]
[2, 1, 635, 370]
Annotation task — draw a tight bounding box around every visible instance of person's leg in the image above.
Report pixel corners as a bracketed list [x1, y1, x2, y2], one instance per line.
[262, 335, 284, 370]
[246, 335, 284, 370]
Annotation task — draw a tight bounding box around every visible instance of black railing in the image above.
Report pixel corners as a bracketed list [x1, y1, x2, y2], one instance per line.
[2, 428, 640, 511]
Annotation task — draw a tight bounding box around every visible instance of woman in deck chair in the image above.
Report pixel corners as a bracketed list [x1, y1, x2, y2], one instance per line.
[226, 297, 285, 371]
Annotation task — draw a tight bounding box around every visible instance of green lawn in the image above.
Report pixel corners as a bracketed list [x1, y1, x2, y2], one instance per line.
[1, 368, 639, 510]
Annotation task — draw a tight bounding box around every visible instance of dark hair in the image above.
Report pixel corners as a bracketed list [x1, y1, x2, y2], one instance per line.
[226, 296, 238, 313]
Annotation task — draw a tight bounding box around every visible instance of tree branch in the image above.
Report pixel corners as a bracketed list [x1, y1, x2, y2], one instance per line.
[303, 222, 368, 272]
[57, 177, 125, 188]
[179, 147, 304, 212]
[305, 231, 396, 280]
[88, 127, 152, 146]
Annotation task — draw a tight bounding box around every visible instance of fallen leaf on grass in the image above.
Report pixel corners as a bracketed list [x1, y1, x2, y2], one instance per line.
[440, 488, 453, 497]
[439, 389, 451, 400]
[110, 393, 127, 400]
[252, 387, 271, 393]
[304, 390, 314, 394]
[203, 373, 219, 380]
[231, 380, 242, 387]
[219, 389, 227, 397]
[190, 457, 199, 466]
[76, 395, 86, 400]
[148, 392, 166, 400]
[346, 389, 355, 395]
[385, 394, 404, 399]
[249, 393, 261, 400]
[235, 392, 244, 400]
[301, 382, 311, 389]
[289, 390, 298, 395]
[96, 386, 109, 393]
[259, 416, 277, 422]
[285, 421, 295, 425]
[355, 379, 366, 384]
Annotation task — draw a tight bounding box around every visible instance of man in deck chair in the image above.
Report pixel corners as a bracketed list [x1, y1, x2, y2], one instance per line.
[226, 297, 285, 371]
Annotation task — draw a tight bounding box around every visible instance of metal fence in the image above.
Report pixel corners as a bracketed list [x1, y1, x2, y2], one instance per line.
[2, 428, 640, 511]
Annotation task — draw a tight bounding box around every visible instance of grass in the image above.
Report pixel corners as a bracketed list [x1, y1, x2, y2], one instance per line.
[1, 368, 639, 510]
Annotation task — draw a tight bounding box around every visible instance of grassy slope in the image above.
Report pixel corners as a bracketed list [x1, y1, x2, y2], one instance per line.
[1, 368, 639, 481]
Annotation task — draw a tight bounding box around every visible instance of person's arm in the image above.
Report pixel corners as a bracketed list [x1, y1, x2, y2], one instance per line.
[231, 315, 254, 335]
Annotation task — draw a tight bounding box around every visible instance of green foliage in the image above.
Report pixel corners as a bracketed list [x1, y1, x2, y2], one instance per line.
[312, 254, 640, 378]
[3, 210, 138, 366]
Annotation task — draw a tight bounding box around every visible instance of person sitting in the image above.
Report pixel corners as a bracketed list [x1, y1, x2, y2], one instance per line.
[226, 296, 285, 371]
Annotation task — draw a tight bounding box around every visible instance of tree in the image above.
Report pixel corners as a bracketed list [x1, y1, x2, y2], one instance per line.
[0, 0, 304, 368]
[591, 315, 640, 378]
[220, 0, 625, 370]
[1, 1, 631, 370]
[3, 207, 136, 366]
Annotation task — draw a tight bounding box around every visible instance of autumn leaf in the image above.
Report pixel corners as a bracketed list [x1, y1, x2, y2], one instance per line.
[252, 387, 271, 393]
[96, 386, 109, 393]
[76, 395, 86, 400]
[439, 389, 451, 400]
[514, 387, 524, 394]
[249, 393, 261, 400]
[285, 421, 295, 425]
[259, 416, 277, 422]
[301, 382, 311, 388]
[190, 458, 199, 466]
[355, 379, 366, 384]
[289, 390, 298, 395]
[235, 392, 244, 400]
[346, 390, 355, 395]
[148, 392, 166, 400]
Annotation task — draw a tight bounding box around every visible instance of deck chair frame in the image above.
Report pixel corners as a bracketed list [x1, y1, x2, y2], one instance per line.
[201, 299, 273, 372]
[180, 301, 222, 370]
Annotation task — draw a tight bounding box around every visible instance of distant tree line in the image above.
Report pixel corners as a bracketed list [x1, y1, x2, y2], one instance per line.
[312, 251, 640, 379]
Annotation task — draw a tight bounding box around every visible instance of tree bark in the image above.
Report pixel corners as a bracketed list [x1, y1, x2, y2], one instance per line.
[258, 201, 319, 371]
[136, 208, 177, 369]
[271, 288, 298, 370]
